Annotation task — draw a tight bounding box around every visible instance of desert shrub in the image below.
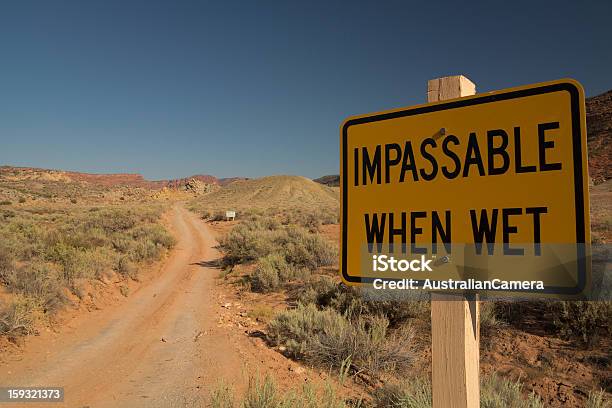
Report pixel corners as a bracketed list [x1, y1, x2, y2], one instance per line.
[1, 262, 64, 312]
[251, 260, 281, 292]
[251, 254, 288, 292]
[268, 303, 347, 358]
[44, 243, 85, 283]
[80, 247, 117, 278]
[117, 256, 137, 279]
[549, 301, 612, 345]
[220, 221, 336, 270]
[372, 373, 544, 408]
[18, 197, 26, 204]
[111, 235, 134, 254]
[0, 200, 12, 205]
[251, 254, 311, 292]
[271, 207, 339, 232]
[0, 296, 38, 337]
[220, 223, 279, 265]
[309, 314, 414, 376]
[0, 242, 15, 278]
[298, 277, 429, 326]
[129, 238, 161, 262]
[84, 208, 138, 233]
[280, 226, 336, 269]
[45, 243, 115, 283]
[141, 224, 176, 248]
[297, 275, 339, 306]
[63, 227, 109, 249]
[480, 302, 502, 336]
[268, 303, 413, 376]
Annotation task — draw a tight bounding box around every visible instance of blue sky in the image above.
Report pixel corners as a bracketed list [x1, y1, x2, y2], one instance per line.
[0, 0, 610, 180]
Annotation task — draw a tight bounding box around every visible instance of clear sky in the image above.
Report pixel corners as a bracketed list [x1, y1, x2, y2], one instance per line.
[1, 0, 610, 180]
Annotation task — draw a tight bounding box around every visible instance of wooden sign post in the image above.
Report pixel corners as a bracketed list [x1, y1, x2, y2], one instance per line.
[428, 75, 480, 408]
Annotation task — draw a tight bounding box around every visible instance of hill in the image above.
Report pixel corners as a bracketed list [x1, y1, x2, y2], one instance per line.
[313, 175, 340, 187]
[191, 175, 339, 213]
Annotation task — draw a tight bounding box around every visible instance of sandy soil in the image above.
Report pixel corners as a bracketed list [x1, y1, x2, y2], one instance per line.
[0, 205, 246, 407]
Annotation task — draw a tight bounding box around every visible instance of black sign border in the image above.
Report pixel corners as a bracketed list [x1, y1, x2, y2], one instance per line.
[341, 81, 587, 295]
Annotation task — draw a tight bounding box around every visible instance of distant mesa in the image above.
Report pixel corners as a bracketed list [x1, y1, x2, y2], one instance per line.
[0, 166, 248, 192]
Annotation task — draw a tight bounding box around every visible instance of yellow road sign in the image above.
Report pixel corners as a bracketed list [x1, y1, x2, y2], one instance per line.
[340, 79, 590, 296]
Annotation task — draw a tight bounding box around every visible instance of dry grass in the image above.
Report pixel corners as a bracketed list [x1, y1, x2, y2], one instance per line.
[372, 373, 545, 408]
[209, 375, 349, 408]
[587, 390, 611, 408]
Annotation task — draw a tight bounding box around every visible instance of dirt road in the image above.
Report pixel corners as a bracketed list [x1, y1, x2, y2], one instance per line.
[0, 205, 243, 407]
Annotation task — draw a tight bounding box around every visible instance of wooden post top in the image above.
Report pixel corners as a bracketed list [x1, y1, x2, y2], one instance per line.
[427, 75, 476, 103]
